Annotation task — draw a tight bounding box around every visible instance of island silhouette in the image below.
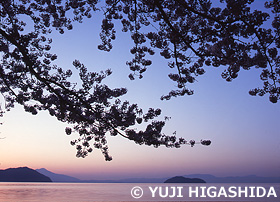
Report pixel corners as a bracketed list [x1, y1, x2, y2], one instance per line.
[164, 176, 206, 183]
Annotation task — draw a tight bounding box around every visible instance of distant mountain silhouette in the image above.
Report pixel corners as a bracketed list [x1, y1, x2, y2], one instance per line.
[183, 174, 280, 183]
[30, 168, 280, 183]
[164, 176, 206, 183]
[36, 168, 80, 182]
[0, 167, 51, 182]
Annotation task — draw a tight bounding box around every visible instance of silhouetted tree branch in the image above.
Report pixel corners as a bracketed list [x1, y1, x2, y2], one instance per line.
[0, 0, 212, 161]
[2, 0, 279, 160]
[99, 0, 280, 102]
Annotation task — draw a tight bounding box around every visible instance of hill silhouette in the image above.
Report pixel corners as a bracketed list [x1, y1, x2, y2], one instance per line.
[164, 176, 206, 183]
[0, 167, 52, 182]
[36, 168, 80, 182]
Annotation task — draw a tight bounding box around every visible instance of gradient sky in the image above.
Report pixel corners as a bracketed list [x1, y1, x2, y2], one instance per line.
[0, 0, 279, 180]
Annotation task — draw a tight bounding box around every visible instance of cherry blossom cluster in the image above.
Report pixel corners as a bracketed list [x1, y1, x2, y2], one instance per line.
[99, 0, 280, 103]
[0, 0, 211, 160]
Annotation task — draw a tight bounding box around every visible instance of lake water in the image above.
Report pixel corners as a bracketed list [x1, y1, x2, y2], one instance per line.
[0, 182, 279, 202]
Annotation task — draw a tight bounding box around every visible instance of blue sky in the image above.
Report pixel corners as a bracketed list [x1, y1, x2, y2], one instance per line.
[0, 0, 279, 180]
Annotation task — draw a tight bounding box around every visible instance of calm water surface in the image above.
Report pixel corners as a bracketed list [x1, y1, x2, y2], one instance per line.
[0, 182, 279, 202]
[0, 183, 129, 202]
